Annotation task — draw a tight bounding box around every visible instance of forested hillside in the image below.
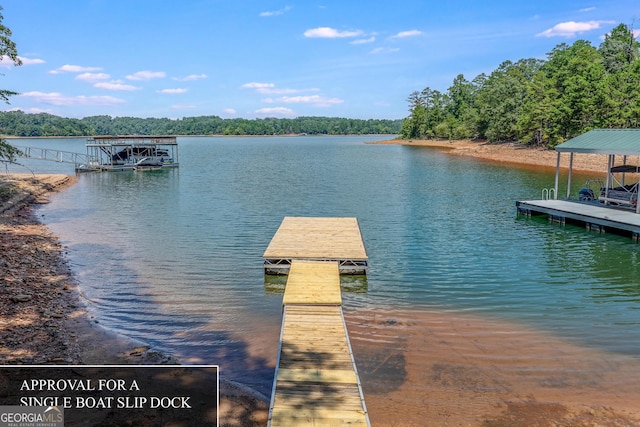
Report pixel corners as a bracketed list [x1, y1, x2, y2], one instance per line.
[401, 23, 640, 147]
[0, 112, 401, 137]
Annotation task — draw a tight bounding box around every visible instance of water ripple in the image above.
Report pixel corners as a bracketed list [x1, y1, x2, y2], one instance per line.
[35, 136, 640, 389]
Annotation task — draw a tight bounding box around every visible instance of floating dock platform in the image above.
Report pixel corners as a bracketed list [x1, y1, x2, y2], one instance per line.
[268, 260, 369, 426]
[263, 217, 368, 275]
[516, 199, 640, 240]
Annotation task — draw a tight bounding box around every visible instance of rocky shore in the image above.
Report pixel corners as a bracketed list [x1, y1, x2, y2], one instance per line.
[0, 174, 82, 364]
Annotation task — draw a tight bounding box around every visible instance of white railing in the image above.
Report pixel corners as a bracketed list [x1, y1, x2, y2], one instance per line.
[13, 146, 98, 165]
[542, 187, 556, 200]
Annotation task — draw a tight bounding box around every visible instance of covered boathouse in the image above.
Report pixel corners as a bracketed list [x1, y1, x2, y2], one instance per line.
[517, 129, 640, 240]
[77, 135, 179, 172]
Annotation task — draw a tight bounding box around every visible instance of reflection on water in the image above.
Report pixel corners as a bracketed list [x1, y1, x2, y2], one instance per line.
[264, 275, 368, 294]
[31, 136, 640, 405]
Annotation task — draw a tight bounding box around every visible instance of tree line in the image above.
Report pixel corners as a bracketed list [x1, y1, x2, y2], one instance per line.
[0, 111, 402, 137]
[401, 23, 640, 147]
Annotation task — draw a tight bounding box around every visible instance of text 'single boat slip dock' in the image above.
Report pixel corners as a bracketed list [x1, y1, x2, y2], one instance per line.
[268, 260, 370, 427]
[76, 135, 179, 172]
[517, 129, 640, 241]
[263, 217, 368, 275]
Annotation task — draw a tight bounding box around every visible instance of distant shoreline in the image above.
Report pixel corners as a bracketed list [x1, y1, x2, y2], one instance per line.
[2, 133, 399, 139]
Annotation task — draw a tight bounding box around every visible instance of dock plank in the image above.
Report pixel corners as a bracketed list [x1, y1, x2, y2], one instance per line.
[282, 260, 341, 306]
[268, 259, 370, 427]
[517, 199, 640, 237]
[263, 217, 368, 261]
[276, 368, 359, 384]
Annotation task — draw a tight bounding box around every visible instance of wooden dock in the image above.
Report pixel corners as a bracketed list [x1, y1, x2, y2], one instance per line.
[517, 199, 640, 240]
[263, 217, 368, 275]
[268, 260, 370, 427]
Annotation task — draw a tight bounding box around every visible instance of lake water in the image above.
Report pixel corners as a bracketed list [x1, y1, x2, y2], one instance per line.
[7, 136, 640, 416]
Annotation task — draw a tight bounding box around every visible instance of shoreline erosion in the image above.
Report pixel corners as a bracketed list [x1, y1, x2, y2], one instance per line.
[2, 138, 637, 426]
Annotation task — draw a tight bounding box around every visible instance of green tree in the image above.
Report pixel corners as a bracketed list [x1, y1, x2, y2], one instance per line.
[518, 70, 559, 145]
[599, 24, 640, 127]
[599, 23, 639, 74]
[476, 59, 540, 142]
[542, 41, 604, 142]
[401, 91, 426, 139]
[0, 6, 21, 162]
[446, 74, 478, 139]
[518, 41, 604, 146]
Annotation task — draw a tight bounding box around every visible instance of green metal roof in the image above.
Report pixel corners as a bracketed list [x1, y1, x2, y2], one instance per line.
[555, 129, 640, 155]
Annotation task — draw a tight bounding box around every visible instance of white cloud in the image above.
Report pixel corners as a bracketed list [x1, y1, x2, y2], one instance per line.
[16, 56, 45, 66]
[260, 6, 291, 17]
[634, 29, 640, 39]
[242, 82, 275, 90]
[19, 91, 125, 106]
[536, 20, 614, 38]
[255, 107, 296, 117]
[173, 74, 208, 81]
[304, 27, 364, 38]
[49, 64, 102, 74]
[370, 47, 400, 54]
[579, 7, 596, 12]
[158, 88, 188, 94]
[0, 56, 24, 68]
[126, 70, 166, 80]
[223, 108, 237, 115]
[94, 81, 140, 91]
[242, 82, 319, 95]
[263, 95, 343, 107]
[350, 36, 376, 45]
[75, 72, 110, 82]
[263, 87, 319, 95]
[391, 30, 423, 39]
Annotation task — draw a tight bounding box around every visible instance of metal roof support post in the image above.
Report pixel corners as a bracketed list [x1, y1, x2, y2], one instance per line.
[554, 151, 561, 200]
[637, 177, 640, 214]
[566, 152, 574, 199]
[604, 155, 613, 203]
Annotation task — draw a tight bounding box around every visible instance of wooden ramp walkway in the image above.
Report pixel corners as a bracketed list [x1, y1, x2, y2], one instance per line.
[268, 260, 370, 427]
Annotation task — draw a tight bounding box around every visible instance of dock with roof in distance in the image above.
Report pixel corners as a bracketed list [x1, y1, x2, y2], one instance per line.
[517, 129, 640, 241]
[77, 135, 179, 172]
[263, 217, 368, 275]
[268, 260, 370, 427]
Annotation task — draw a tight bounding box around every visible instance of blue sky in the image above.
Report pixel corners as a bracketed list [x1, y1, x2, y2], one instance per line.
[0, 1, 638, 120]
